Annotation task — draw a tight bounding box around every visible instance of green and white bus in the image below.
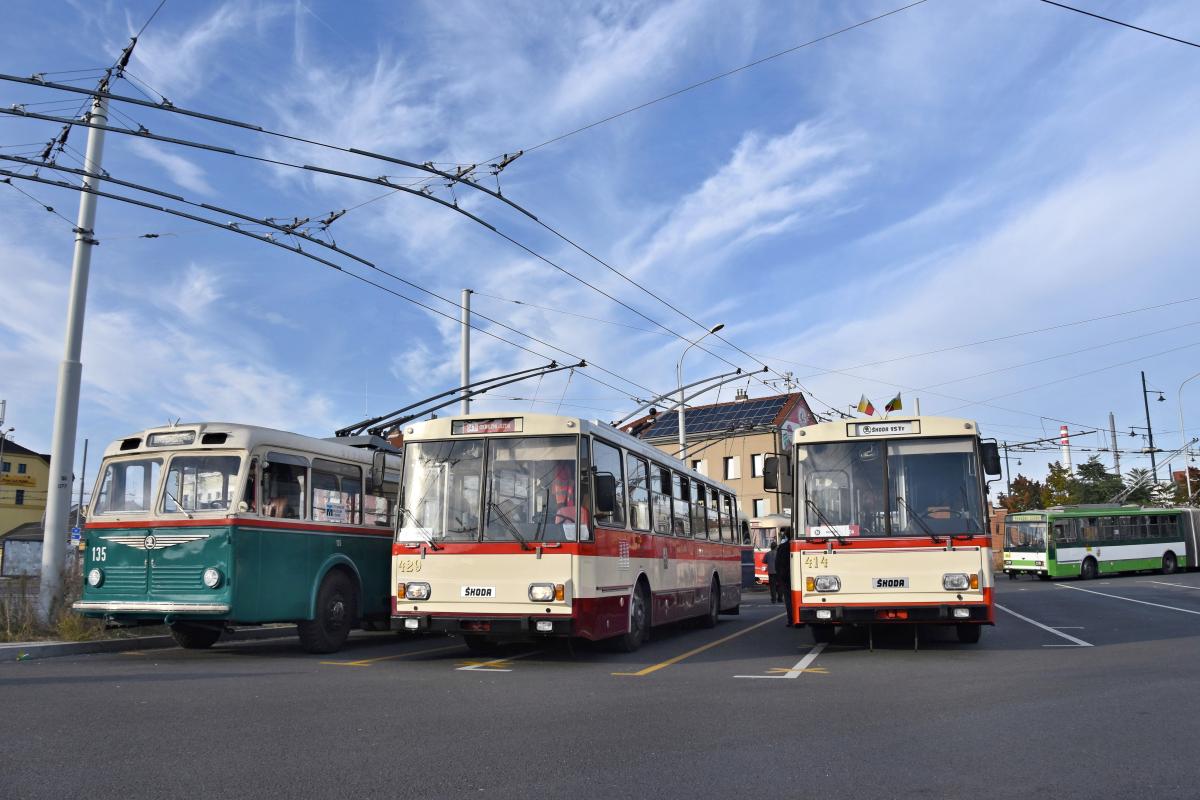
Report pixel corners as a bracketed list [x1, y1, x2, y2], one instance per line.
[1002, 505, 1200, 580]
[74, 423, 401, 653]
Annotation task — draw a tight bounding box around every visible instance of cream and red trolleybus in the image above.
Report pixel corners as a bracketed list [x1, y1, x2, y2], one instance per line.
[769, 416, 1003, 644]
[74, 423, 401, 653]
[391, 413, 743, 651]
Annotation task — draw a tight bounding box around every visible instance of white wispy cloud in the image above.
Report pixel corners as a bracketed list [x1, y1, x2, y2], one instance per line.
[125, 140, 215, 196]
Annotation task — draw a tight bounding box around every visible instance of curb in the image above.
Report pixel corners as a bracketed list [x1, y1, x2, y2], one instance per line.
[1, 625, 299, 662]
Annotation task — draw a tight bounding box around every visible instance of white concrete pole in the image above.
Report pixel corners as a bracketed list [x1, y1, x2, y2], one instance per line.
[460, 289, 472, 415]
[1180, 372, 1200, 504]
[38, 95, 108, 622]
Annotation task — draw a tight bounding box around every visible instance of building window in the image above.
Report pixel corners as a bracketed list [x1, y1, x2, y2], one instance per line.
[1, 461, 8, 473]
[17, 463, 26, 474]
[691, 459, 708, 476]
[751, 454, 765, 478]
[15, 490, 25, 505]
[723, 456, 740, 480]
[752, 497, 767, 517]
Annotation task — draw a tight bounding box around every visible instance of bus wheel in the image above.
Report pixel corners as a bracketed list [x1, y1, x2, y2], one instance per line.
[1080, 557, 1098, 580]
[170, 623, 221, 650]
[1006, 572, 1017, 580]
[298, 571, 357, 654]
[811, 624, 835, 644]
[614, 582, 650, 652]
[1162, 552, 1178, 575]
[462, 635, 499, 655]
[956, 623, 981, 644]
[700, 577, 720, 629]
[1038, 573, 1051, 581]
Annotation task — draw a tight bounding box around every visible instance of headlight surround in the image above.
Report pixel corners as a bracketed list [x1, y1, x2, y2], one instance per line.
[942, 572, 970, 591]
[202, 568, 222, 589]
[528, 583, 555, 602]
[87, 567, 103, 587]
[814, 575, 841, 593]
[405, 582, 431, 601]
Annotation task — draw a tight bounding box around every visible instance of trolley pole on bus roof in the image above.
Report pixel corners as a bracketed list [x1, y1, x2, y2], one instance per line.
[460, 289, 472, 415]
[38, 94, 109, 623]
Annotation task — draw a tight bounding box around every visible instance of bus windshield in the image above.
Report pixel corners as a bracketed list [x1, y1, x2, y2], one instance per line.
[93, 457, 163, 515]
[1005, 520, 1047, 551]
[797, 436, 985, 538]
[163, 455, 242, 513]
[398, 436, 580, 544]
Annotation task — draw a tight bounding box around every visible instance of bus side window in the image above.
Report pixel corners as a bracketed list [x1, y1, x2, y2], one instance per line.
[311, 459, 362, 525]
[263, 452, 308, 519]
[242, 458, 258, 512]
[626, 453, 651, 532]
[650, 465, 672, 535]
[578, 437, 593, 541]
[673, 473, 691, 537]
[1163, 514, 1179, 539]
[591, 439, 626, 529]
[691, 481, 708, 540]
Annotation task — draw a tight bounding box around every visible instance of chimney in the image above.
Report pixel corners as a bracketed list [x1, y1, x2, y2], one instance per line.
[734, 388, 748, 403]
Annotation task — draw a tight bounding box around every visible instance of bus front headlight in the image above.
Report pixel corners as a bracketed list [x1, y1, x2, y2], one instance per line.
[202, 568, 223, 589]
[87, 568, 104, 587]
[943, 573, 969, 591]
[528, 583, 555, 602]
[814, 575, 841, 593]
[405, 582, 431, 601]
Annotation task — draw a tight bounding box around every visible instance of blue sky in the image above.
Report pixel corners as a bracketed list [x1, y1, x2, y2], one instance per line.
[2, 0, 1199, 496]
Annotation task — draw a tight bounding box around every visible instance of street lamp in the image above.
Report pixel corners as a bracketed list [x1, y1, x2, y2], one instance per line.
[676, 323, 724, 462]
[1141, 371, 1166, 483]
[1180, 371, 1200, 504]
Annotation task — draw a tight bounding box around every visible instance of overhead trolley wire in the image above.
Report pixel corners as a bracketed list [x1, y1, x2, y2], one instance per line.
[1038, 0, 1200, 49]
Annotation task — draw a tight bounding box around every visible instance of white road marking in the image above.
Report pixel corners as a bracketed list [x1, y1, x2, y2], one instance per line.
[456, 649, 543, 672]
[1142, 580, 1200, 591]
[734, 642, 828, 679]
[1056, 583, 1200, 616]
[995, 602, 1093, 647]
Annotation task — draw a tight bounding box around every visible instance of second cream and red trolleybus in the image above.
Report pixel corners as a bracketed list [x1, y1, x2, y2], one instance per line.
[772, 416, 1003, 645]
[391, 413, 743, 651]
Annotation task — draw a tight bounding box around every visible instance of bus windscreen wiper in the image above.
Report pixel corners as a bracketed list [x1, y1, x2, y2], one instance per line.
[805, 498, 846, 544]
[398, 505, 442, 550]
[895, 495, 942, 543]
[488, 499, 532, 551]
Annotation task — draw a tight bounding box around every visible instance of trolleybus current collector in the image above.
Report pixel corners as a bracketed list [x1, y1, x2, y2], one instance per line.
[772, 416, 1003, 644]
[391, 413, 743, 651]
[74, 423, 401, 653]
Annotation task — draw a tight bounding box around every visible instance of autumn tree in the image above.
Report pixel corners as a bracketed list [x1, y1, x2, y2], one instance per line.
[1001, 474, 1045, 512]
[1041, 462, 1079, 507]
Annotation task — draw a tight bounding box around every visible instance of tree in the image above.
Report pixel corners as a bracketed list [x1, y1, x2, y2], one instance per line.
[1074, 456, 1123, 503]
[1041, 462, 1080, 507]
[1001, 474, 1044, 512]
[1150, 483, 1175, 507]
[1124, 468, 1152, 505]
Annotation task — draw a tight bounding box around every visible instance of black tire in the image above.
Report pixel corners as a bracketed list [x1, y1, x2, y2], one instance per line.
[298, 570, 357, 654]
[723, 604, 741, 616]
[956, 623, 982, 644]
[614, 581, 650, 652]
[170, 623, 222, 650]
[1038, 573, 1051, 581]
[462, 634, 499, 655]
[1162, 552, 1178, 575]
[1007, 572, 1017, 580]
[1080, 557, 1098, 580]
[811, 623, 836, 644]
[699, 577, 720, 629]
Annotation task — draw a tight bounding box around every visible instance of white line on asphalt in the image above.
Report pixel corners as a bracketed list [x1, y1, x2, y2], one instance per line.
[456, 649, 543, 672]
[1142, 580, 1200, 591]
[734, 642, 828, 679]
[1056, 584, 1200, 615]
[995, 602, 1093, 647]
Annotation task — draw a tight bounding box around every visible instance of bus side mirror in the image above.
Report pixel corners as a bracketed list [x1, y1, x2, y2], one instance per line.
[594, 473, 617, 517]
[368, 450, 386, 493]
[763, 456, 779, 491]
[980, 442, 1002, 476]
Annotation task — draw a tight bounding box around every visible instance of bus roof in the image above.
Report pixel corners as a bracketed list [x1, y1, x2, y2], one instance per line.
[100, 422, 392, 464]
[1014, 505, 1186, 518]
[402, 411, 736, 492]
[792, 415, 983, 444]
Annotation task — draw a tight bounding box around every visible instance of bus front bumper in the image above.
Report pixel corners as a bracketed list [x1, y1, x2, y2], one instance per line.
[393, 613, 572, 637]
[73, 601, 231, 614]
[798, 604, 991, 624]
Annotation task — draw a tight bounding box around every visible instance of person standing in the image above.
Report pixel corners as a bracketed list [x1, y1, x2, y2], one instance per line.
[765, 540, 779, 602]
[777, 529, 793, 624]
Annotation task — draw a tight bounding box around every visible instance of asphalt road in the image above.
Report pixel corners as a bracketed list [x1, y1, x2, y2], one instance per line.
[4, 572, 1200, 799]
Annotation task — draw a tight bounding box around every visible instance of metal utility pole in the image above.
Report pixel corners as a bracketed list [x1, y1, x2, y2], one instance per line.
[1180, 371, 1200, 504]
[38, 94, 108, 623]
[1109, 412, 1121, 476]
[460, 289, 472, 415]
[1141, 370, 1159, 483]
[1003, 442, 1012, 497]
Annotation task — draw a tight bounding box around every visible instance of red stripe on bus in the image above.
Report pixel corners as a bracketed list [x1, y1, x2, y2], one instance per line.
[793, 536, 992, 551]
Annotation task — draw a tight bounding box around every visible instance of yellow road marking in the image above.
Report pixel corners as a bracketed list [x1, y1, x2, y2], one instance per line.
[456, 650, 542, 672]
[612, 613, 785, 677]
[321, 643, 462, 667]
[119, 651, 147, 657]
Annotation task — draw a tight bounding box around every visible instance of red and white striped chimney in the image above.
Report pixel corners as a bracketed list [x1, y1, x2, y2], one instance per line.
[1060, 425, 1072, 472]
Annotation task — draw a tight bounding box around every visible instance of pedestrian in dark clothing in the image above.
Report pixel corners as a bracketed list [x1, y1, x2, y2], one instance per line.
[776, 529, 793, 624]
[765, 541, 779, 601]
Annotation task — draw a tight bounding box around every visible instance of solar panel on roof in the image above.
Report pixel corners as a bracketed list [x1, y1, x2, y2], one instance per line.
[640, 396, 789, 439]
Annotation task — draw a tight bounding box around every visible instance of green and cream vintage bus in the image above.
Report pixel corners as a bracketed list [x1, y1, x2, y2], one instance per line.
[1002, 505, 1200, 580]
[74, 423, 401, 653]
